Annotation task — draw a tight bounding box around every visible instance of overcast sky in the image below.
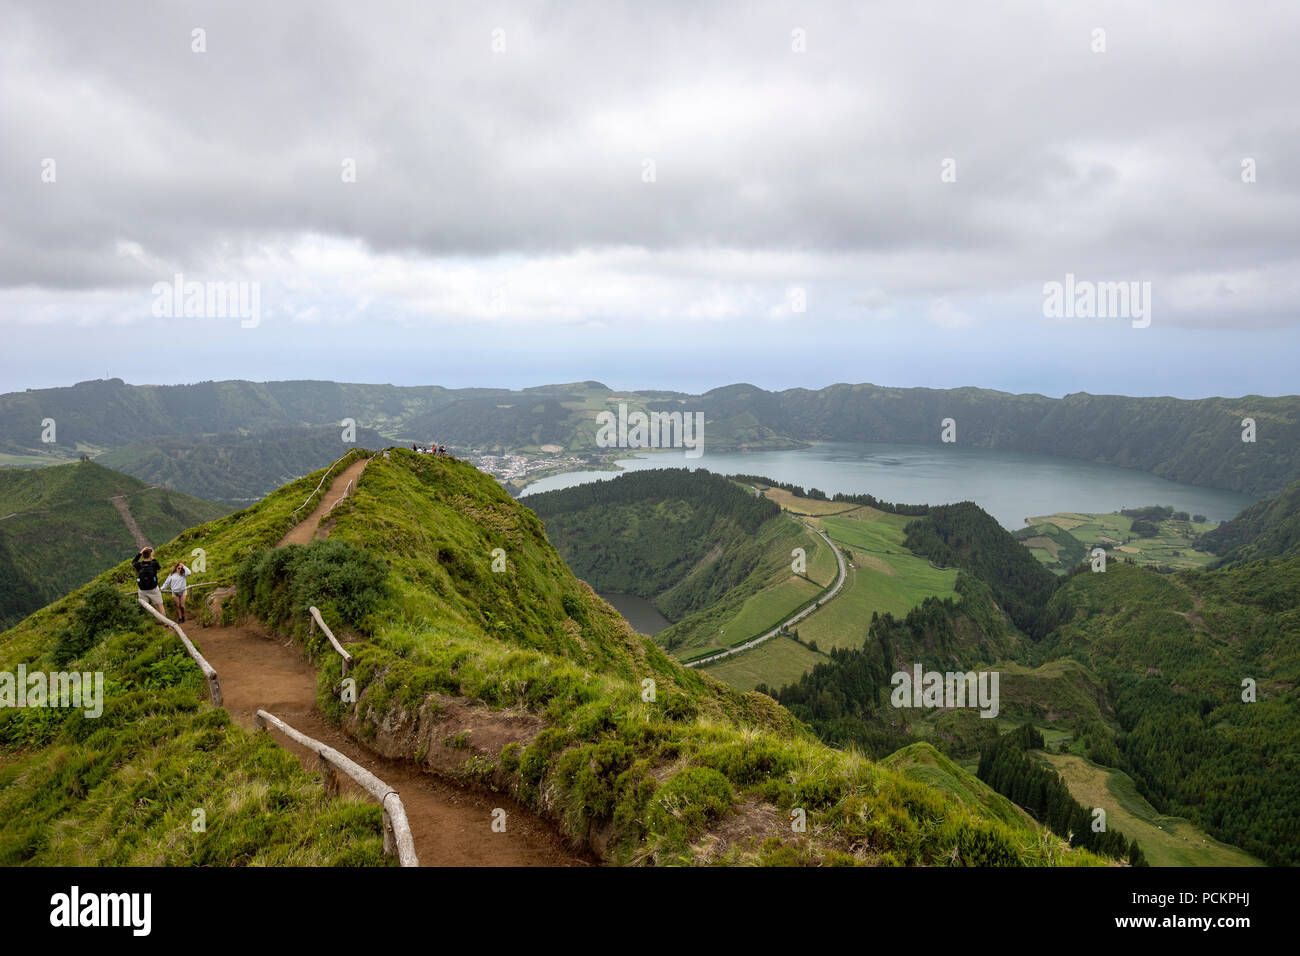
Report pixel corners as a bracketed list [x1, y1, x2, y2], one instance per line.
[2, 0, 1297, 397]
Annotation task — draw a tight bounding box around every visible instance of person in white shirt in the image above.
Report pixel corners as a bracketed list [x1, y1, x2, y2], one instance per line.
[162, 562, 191, 622]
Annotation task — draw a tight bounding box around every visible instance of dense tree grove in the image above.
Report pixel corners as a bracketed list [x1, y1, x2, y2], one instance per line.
[1120, 505, 1175, 523]
[904, 502, 1059, 637]
[764, 576, 1015, 758]
[526, 469, 781, 619]
[977, 725, 1143, 863]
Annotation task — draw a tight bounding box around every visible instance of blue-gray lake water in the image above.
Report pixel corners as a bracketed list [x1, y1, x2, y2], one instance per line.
[520, 442, 1255, 530]
[598, 593, 671, 635]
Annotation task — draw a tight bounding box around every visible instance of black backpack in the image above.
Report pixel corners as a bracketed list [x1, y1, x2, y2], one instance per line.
[136, 559, 158, 590]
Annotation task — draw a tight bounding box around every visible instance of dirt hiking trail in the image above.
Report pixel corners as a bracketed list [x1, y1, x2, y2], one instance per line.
[111, 494, 150, 550]
[192, 459, 587, 866]
[277, 457, 370, 547]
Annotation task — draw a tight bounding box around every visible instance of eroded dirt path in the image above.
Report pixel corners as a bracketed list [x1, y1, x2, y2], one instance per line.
[195, 615, 586, 866]
[111, 494, 150, 550]
[277, 458, 369, 547]
[193, 456, 587, 866]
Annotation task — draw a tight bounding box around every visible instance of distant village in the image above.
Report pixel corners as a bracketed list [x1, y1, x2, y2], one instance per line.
[468, 449, 589, 490]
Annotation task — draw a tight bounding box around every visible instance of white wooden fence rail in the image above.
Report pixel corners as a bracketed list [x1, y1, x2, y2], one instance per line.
[254, 709, 419, 866]
[309, 605, 353, 675]
[137, 598, 223, 705]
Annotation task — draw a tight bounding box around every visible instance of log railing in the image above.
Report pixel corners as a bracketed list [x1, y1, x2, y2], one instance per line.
[137, 598, 223, 705]
[309, 605, 353, 676]
[291, 452, 353, 521]
[254, 709, 419, 866]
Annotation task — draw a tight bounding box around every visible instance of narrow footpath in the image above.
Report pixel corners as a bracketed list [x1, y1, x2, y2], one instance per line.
[190, 459, 587, 866]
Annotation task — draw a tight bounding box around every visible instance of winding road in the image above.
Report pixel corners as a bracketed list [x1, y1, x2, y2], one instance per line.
[686, 518, 848, 668]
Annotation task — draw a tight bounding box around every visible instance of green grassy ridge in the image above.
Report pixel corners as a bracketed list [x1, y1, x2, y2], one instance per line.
[0, 450, 388, 865]
[0, 448, 370, 667]
[301, 450, 1106, 865]
[0, 460, 230, 630]
[0, 448, 1107, 866]
[1036, 751, 1262, 867]
[883, 742, 1037, 834]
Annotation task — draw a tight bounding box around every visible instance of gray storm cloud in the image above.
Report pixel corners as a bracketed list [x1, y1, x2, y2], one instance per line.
[0, 0, 1297, 330]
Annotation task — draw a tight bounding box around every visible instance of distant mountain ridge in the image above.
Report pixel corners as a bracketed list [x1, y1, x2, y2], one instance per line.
[2, 377, 1297, 496]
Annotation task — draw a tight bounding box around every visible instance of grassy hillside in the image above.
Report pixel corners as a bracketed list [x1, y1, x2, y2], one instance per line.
[0, 447, 386, 865]
[1037, 752, 1262, 867]
[0, 449, 1110, 866]
[884, 742, 1036, 833]
[0, 460, 230, 630]
[527, 470, 837, 665]
[800, 506, 959, 651]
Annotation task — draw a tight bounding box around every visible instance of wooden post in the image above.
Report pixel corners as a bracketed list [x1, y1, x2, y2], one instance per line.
[318, 752, 339, 796]
[254, 709, 419, 866]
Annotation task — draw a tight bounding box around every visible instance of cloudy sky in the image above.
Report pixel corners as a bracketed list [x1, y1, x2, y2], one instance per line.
[2, 0, 1297, 397]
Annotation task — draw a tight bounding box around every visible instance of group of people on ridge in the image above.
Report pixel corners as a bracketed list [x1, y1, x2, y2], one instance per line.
[132, 546, 193, 622]
[412, 442, 447, 456]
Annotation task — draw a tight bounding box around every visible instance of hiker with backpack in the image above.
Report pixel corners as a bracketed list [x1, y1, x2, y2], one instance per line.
[161, 561, 192, 622]
[133, 547, 166, 617]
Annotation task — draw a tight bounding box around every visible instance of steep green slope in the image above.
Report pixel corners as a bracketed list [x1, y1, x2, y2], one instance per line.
[0, 449, 1105, 866]
[884, 742, 1035, 833]
[904, 501, 1060, 637]
[0, 447, 386, 865]
[0, 460, 230, 629]
[527, 470, 836, 664]
[1197, 477, 1300, 564]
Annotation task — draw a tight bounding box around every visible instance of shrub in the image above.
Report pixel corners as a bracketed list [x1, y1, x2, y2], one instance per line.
[51, 582, 139, 666]
[236, 539, 389, 635]
[646, 766, 733, 847]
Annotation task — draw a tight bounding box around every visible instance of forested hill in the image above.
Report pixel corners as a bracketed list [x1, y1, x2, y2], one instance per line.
[524, 469, 780, 622]
[1039, 559, 1300, 865]
[0, 460, 228, 629]
[1197, 477, 1300, 565]
[904, 502, 1060, 637]
[3, 378, 1297, 496]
